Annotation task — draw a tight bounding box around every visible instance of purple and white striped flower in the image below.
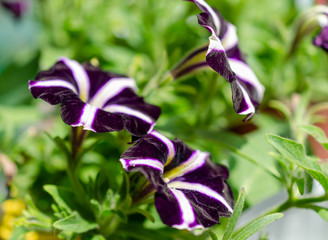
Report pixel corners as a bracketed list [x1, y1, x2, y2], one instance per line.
[29, 57, 161, 136]
[1, 0, 27, 19]
[311, 6, 328, 52]
[120, 131, 234, 230]
[291, 5, 328, 54]
[176, 0, 265, 120]
[313, 25, 328, 51]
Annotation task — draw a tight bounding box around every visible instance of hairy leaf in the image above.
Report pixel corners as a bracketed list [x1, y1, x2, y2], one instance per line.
[265, 134, 328, 191]
[53, 211, 98, 233]
[222, 188, 245, 240]
[232, 213, 283, 240]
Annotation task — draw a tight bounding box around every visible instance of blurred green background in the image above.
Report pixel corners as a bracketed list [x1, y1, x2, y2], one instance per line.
[1, 0, 328, 216]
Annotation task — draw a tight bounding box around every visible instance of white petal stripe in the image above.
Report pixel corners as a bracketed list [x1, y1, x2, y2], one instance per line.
[60, 57, 90, 102]
[150, 131, 176, 166]
[120, 158, 164, 172]
[71, 104, 98, 131]
[235, 81, 255, 115]
[228, 59, 265, 100]
[207, 35, 225, 55]
[168, 181, 233, 213]
[170, 189, 201, 230]
[221, 23, 238, 52]
[29, 79, 78, 94]
[104, 104, 153, 124]
[89, 78, 137, 108]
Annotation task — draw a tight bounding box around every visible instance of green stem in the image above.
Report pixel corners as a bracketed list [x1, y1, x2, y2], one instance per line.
[260, 193, 328, 217]
[66, 127, 94, 217]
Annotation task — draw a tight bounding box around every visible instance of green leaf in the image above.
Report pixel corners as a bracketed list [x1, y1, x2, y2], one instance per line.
[222, 188, 245, 240]
[268, 100, 291, 119]
[207, 229, 219, 240]
[130, 208, 155, 223]
[317, 208, 328, 221]
[299, 125, 328, 150]
[45, 133, 70, 159]
[43, 185, 75, 213]
[232, 213, 283, 240]
[53, 211, 98, 233]
[265, 134, 328, 191]
[295, 176, 305, 195]
[91, 235, 106, 240]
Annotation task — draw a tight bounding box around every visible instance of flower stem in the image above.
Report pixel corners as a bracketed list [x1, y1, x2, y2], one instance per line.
[66, 127, 94, 217]
[260, 193, 328, 217]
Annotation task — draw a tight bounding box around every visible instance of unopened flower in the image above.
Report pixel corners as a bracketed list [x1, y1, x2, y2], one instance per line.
[174, 0, 265, 120]
[29, 57, 161, 136]
[120, 131, 234, 230]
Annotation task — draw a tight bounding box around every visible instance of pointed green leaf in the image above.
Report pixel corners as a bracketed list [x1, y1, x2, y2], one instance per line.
[299, 125, 328, 150]
[222, 188, 245, 240]
[43, 185, 75, 213]
[232, 213, 283, 240]
[295, 176, 305, 195]
[268, 100, 291, 119]
[53, 211, 98, 233]
[317, 208, 328, 221]
[130, 208, 155, 223]
[45, 133, 70, 158]
[265, 134, 328, 191]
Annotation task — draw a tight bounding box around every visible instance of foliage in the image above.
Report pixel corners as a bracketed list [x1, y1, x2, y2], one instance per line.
[1, 0, 328, 239]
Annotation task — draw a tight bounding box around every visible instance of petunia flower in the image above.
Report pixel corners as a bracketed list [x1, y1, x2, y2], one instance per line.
[1, 0, 27, 19]
[290, 5, 328, 54]
[173, 0, 265, 120]
[120, 131, 234, 230]
[313, 25, 328, 51]
[29, 57, 161, 136]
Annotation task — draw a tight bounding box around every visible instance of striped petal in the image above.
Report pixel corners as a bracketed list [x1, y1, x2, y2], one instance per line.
[168, 180, 233, 227]
[155, 188, 203, 230]
[60, 97, 124, 132]
[102, 88, 161, 136]
[186, 0, 265, 119]
[120, 131, 234, 229]
[120, 132, 170, 187]
[29, 57, 160, 135]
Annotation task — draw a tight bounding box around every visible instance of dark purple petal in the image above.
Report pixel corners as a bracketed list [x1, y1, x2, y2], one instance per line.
[187, 0, 265, 119]
[120, 131, 234, 230]
[29, 80, 77, 105]
[155, 188, 203, 230]
[120, 133, 170, 188]
[60, 96, 125, 132]
[313, 26, 328, 52]
[83, 62, 137, 105]
[91, 109, 124, 133]
[60, 96, 85, 126]
[29, 57, 160, 135]
[182, 180, 233, 227]
[206, 47, 236, 82]
[103, 89, 161, 136]
[1, 0, 27, 19]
